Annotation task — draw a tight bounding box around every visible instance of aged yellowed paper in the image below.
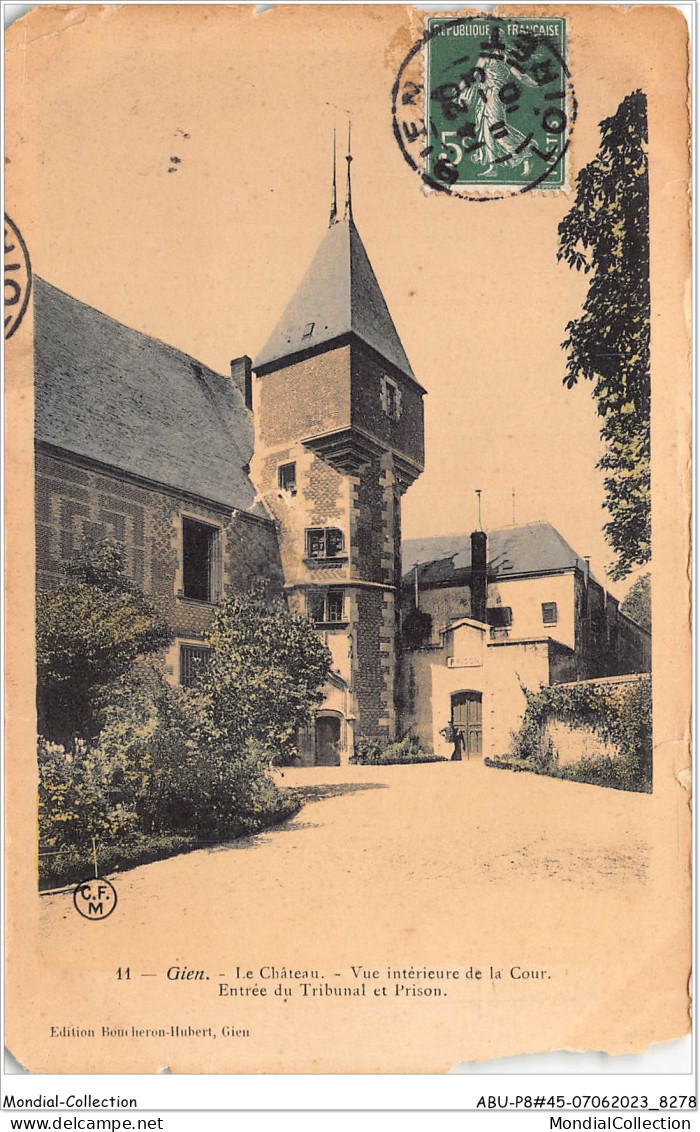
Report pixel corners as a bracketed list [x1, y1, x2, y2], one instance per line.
[4, 3, 691, 1075]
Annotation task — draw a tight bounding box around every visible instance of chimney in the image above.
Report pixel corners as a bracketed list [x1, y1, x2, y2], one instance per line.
[471, 529, 488, 624]
[230, 355, 253, 411]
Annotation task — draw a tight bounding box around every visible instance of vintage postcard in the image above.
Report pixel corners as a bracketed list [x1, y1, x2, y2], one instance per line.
[3, 3, 692, 1078]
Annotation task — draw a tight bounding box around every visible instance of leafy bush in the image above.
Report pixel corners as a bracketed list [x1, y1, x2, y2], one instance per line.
[38, 736, 139, 858]
[350, 733, 446, 766]
[36, 563, 321, 885]
[36, 541, 171, 743]
[39, 833, 201, 892]
[94, 682, 300, 837]
[195, 585, 332, 762]
[38, 681, 301, 888]
[490, 676, 652, 792]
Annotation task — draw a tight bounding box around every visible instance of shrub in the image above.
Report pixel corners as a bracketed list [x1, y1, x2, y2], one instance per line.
[350, 733, 446, 766]
[95, 682, 300, 838]
[36, 568, 320, 883]
[36, 541, 171, 743]
[38, 681, 302, 887]
[38, 736, 139, 852]
[196, 585, 332, 762]
[39, 833, 201, 892]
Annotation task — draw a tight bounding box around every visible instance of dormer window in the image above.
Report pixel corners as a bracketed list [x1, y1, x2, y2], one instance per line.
[306, 527, 345, 559]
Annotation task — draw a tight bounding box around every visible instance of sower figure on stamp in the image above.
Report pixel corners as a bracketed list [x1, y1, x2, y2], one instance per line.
[457, 56, 539, 177]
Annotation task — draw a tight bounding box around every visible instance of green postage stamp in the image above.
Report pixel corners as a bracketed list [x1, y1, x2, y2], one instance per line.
[394, 15, 572, 198]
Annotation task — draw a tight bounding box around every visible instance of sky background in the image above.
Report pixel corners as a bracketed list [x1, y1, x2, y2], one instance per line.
[6, 3, 688, 599]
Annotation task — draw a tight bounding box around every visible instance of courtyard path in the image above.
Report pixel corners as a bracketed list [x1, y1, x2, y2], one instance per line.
[10, 760, 690, 1072]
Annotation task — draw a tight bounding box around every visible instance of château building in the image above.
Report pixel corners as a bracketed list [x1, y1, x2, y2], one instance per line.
[33, 159, 649, 765]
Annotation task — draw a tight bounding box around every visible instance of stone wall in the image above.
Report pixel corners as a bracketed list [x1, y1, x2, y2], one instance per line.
[544, 720, 616, 767]
[538, 673, 649, 767]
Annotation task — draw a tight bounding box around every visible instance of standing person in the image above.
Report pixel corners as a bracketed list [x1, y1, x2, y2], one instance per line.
[452, 727, 465, 762]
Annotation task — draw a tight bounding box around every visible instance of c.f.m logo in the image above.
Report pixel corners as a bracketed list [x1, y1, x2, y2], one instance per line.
[73, 879, 118, 921]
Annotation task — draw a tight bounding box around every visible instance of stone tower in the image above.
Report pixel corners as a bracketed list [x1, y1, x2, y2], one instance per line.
[252, 151, 425, 765]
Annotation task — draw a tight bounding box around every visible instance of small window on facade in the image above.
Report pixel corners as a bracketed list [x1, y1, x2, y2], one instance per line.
[308, 588, 345, 624]
[278, 462, 297, 495]
[542, 601, 558, 625]
[306, 527, 345, 559]
[182, 517, 217, 602]
[403, 608, 433, 649]
[302, 321, 315, 338]
[326, 589, 344, 622]
[487, 606, 512, 639]
[179, 643, 211, 687]
[487, 606, 513, 628]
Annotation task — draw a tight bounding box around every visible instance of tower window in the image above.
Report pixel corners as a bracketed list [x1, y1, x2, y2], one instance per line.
[179, 643, 211, 687]
[182, 517, 218, 602]
[381, 375, 402, 421]
[278, 462, 297, 495]
[306, 527, 345, 559]
[542, 601, 558, 625]
[307, 588, 345, 625]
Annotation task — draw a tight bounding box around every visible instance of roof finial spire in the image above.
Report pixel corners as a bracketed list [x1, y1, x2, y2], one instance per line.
[344, 121, 353, 221]
[329, 128, 338, 227]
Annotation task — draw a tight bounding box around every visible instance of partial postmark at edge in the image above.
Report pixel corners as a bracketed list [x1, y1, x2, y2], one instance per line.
[5, 213, 32, 339]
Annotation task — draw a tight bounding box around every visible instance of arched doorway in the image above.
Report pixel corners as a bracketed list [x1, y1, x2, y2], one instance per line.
[451, 691, 483, 758]
[315, 714, 342, 766]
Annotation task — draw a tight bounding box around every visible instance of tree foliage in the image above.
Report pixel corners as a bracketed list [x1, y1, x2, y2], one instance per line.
[194, 585, 332, 760]
[36, 541, 172, 742]
[620, 572, 651, 633]
[558, 90, 650, 580]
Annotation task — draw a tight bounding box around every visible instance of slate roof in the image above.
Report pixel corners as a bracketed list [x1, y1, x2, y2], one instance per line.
[34, 278, 264, 514]
[402, 523, 590, 584]
[255, 215, 417, 381]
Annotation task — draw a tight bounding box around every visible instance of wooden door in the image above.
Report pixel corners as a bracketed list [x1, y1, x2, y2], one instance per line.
[315, 716, 341, 766]
[451, 691, 483, 758]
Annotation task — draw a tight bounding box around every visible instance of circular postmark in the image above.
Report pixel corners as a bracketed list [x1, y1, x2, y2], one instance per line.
[392, 15, 576, 201]
[4, 213, 32, 339]
[73, 877, 118, 921]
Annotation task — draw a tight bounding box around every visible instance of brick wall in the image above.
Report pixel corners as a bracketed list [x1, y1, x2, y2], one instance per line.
[350, 342, 424, 469]
[35, 447, 283, 677]
[355, 587, 393, 740]
[255, 346, 351, 448]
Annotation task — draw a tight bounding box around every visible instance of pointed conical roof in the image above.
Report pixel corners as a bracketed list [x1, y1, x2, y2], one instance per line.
[255, 216, 416, 381]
